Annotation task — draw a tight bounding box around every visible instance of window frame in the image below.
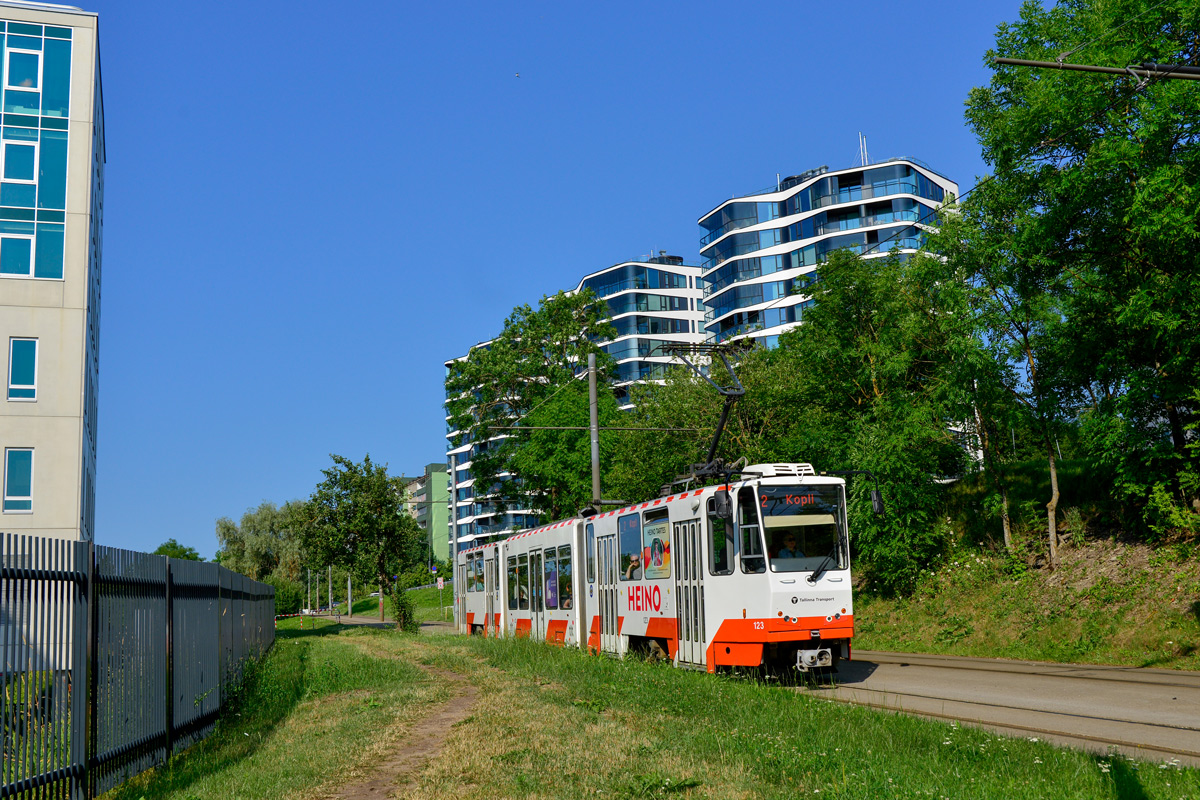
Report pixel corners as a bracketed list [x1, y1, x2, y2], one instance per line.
[5, 47, 42, 92]
[0, 234, 34, 277]
[3, 447, 33, 513]
[8, 337, 37, 401]
[2, 140, 38, 184]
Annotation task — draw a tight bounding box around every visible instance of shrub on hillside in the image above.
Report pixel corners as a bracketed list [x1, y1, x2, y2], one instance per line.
[390, 577, 420, 634]
[264, 575, 303, 616]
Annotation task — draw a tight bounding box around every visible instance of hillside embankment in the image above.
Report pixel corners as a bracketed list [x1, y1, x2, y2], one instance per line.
[854, 536, 1200, 670]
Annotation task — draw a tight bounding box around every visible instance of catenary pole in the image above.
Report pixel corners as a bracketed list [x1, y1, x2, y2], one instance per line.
[589, 352, 601, 506]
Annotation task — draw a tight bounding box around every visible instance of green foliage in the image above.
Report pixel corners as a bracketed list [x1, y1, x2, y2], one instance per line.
[955, 0, 1200, 539]
[296, 454, 424, 595]
[215, 500, 306, 581]
[153, 538, 204, 561]
[263, 575, 303, 616]
[445, 289, 618, 521]
[389, 579, 420, 634]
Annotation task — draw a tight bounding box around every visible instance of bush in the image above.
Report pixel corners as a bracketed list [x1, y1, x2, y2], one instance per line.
[264, 575, 303, 616]
[389, 578, 420, 634]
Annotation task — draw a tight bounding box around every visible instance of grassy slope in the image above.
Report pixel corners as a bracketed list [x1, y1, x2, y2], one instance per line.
[854, 460, 1200, 668]
[105, 621, 1198, 800]
[348, 586, 452, 623]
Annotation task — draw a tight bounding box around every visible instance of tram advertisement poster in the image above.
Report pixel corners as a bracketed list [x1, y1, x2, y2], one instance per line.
[643, 519, 671, 579]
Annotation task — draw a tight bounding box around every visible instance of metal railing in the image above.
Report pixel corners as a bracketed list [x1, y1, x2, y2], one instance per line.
[1, 533, 275, 799]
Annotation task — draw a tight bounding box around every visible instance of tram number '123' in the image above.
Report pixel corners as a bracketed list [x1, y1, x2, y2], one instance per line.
[628, 584, 662, 612]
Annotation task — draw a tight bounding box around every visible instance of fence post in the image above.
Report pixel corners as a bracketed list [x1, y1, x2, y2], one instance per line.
[85, 542, 97, 800]
[165, 558, 174, 760]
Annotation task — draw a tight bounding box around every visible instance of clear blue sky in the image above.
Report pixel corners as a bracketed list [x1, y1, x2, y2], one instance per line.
[89, 0, 1026, 558]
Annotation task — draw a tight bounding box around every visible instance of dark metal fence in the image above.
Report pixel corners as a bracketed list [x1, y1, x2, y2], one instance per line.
[0, 533, 274, 799]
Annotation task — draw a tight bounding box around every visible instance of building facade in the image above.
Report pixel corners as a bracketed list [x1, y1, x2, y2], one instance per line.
[698, 158, 956, 347]
[445, 253, 707, 553]
[401, 462, 450, 565]
[575, 252, 705, 407]
[0, 3, 103, 541]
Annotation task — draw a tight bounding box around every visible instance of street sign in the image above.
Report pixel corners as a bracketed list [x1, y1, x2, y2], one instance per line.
[431, 565, 437, 573]
[437, 577, 444, 590]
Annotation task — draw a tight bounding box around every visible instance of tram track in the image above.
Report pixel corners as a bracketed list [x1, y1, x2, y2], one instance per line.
[799, 650, 1200, 766]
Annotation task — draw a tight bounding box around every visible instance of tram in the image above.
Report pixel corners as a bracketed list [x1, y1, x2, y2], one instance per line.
[455, 463, 853, 672]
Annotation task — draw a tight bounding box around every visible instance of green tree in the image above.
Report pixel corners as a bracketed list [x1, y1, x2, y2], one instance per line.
[153, 538, 204, 561]
[962, 0, 1200, 538]
[215, 500, 307, 581]
[295, 454, 423, 621]
[445, 289, 618, 523]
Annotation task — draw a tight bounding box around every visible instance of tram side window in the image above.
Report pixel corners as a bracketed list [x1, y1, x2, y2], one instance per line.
[586, 523, 596, 583]
[531, 552, 543, 611]
[545, 548, 558, 610]
[466, 556, 475, 592]
[475, 554, 485, 592]
[507, 557, 518, 610]
[517, 554, 529, 610]
[558, 545, 573, 609]
[738, 487, 766, 574]
[707, 497, 734, 575]
[618, 513, 642, 581]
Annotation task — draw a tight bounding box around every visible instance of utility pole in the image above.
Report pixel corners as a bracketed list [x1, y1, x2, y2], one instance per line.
[347, 575, 352, 617]
[328, 565, 332, 613]
[588, 352, 601, 506]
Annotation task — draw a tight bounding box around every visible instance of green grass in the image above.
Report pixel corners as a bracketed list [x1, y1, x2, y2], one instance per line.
[854, 540, 1200, 669]
[101, 617, 449, 800]
[104, 619, 1200, 799]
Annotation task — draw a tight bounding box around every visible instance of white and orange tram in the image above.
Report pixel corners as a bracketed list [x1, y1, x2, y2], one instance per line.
[455, 463, 856, 672]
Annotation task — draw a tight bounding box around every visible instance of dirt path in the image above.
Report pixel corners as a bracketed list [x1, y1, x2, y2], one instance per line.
[326, 667, 478, 799]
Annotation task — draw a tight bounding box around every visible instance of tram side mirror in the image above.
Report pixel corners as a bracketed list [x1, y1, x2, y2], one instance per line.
[871, 489, 886, 517]
[712, 490, 734, 523]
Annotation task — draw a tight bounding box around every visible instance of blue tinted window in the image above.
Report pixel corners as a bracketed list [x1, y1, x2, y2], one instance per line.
[1, 182, 34, 206]
[4, 91, 38, 115]
[4, 448, 32, 511]
[8, 338, 35, 399]
[0, 220, 33, 235]
[7, 24, 42, 37]
[5, 35, 40, 51]
[4, 143, 33, 179]
[3, 126, 38, 141]
[7, 52, 38, 88]
[37, 130, 66, 209]
[0, 236, 30, 274]
[43, 27, 71, 40]
[34, 223, 63, 279]
[41, 39, 69, 117]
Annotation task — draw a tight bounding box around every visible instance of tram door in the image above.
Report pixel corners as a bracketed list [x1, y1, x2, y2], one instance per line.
[484, 556, 495, 635]
[530, 549, 545, 641]
[673, 519, 705, 665]
[597, 534, 619, 654]
[456, 560, 466, 632]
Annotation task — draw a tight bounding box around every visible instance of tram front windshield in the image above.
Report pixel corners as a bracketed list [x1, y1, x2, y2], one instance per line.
[760, 485, 847, 574]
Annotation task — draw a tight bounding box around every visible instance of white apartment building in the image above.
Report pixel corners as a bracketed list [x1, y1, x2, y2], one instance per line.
[698, 158, 957, 346]
[0, 2, 103, 541]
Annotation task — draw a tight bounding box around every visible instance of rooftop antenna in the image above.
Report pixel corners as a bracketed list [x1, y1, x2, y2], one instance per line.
[858, 132, 869, 166]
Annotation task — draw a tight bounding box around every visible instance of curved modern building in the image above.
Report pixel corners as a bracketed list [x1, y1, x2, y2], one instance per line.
[698, 158, 957, 346]
[575, 252, 704, 407]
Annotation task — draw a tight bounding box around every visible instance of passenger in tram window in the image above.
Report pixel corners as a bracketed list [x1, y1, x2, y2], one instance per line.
[560, 582, 573, 609]
[623, 552, 642, 581]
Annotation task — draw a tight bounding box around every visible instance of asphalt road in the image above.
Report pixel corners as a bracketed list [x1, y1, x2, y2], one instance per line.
[803, 650, 1200, 765]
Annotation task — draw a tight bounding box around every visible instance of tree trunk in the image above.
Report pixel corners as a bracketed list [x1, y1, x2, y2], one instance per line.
[1046, 443, 1060, 571]
[1001, 485, 1012, 551]
[379, 577, 385, 622]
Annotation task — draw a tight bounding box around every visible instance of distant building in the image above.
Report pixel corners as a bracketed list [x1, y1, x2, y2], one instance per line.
[0, 3, 104, 540]
[698, 158, 957, 347]
[445, 253, 706, 552]
[575, 252, 705, 407]
[400, 462, 450, 565]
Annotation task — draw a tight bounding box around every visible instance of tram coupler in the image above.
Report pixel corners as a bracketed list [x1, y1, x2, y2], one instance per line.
[796, 647, 833, 671]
